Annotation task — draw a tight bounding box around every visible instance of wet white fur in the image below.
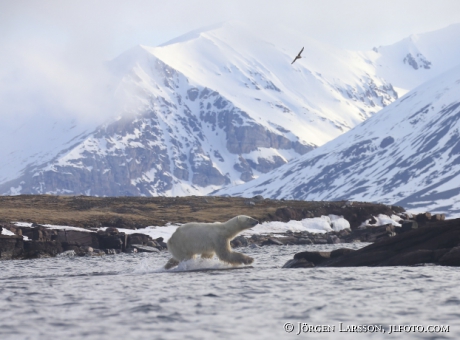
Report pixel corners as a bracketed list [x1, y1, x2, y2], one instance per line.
[166, 215, 258, 266]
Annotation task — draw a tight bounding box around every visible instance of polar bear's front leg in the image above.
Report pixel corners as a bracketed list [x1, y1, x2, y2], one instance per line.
[215, 240, 254, 265]
[217, 250, 254, 265]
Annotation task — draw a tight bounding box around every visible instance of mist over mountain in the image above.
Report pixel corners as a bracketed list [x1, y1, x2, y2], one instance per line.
[2, 22, 460, 200]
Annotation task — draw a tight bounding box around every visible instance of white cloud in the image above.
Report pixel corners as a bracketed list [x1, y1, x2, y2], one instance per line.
[0, 0, 460, 125]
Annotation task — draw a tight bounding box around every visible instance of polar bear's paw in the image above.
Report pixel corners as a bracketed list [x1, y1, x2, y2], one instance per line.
[242, 256, 254, 265]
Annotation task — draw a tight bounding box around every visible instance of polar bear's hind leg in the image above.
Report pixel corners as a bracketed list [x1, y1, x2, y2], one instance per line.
[201, 252, 214, 259]
[164, 258, 180, 270]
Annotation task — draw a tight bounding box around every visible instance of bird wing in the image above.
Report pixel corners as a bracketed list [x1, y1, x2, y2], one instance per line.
[291, 47, 304, 64]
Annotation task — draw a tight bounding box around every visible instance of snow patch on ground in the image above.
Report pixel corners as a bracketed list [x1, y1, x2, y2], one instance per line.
[1, 228, 15, 236]
[11, 214, 353, 242]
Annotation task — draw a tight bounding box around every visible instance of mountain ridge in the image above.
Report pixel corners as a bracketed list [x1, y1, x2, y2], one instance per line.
[216, 63, 460, 217]
[2, 22, 460, 198]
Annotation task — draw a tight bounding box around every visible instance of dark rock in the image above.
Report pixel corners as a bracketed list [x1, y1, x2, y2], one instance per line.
[0, 235, 24, 260]
[439, 246, 460, 266]
[130, 244, 160, 253]
[230, 238, 242, 248]
[105, 227, 119, 235]
[231, 235, 249, 248]
[282, 258, 315, 268]
[58, 230, 99, 248]
[98, 234, 123, 250]
[146, 240, 160, 248]
[23, 240, 63, 259]
[261, 237, 283, 246]
[400, 220, 418, 233]
[386, 250, 434, 266]
[330, 248, 355, 258]
[344, 224, 395, 242]
[327, 235, 341, 244]
[309, 219, 460, 267]
[416, 212, 432, 224]
[275, 207, 299, 221]
[293, 251, 331, 265]
[297, 238, 313, 245]
[338, 229, 351, 237]
[127, 233, 151, 247]
[280, 236, 298, 245]
[431, 214, 446, 222]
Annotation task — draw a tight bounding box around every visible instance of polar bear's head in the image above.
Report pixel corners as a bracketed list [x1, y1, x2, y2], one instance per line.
[236, 215, 259, 230]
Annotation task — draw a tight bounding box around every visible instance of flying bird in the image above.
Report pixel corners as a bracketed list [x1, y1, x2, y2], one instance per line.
[291, 47, 304, 64]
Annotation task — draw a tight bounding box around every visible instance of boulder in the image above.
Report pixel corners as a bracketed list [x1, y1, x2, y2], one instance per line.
[400, 220, 418, 233]
[230, 235, 248, 248]
[297, 238, 313, 245]
[57, 230, 99, 248]
[431, 214, 446, 222]
[327, 235, 341, 244]
[105, 227, 119, 235]
[0, 235, 24, 260]
[261, 237, 283, 246]
[330, 248, 355, 258]
[416, 212, 432, 224]
[130, 244, 160, 253]
[293, 251, 331, 265]
[127, 233, 151, 247]
[98, 234, 124, 250]
[283, 258, 315, 268]
[439, 246, 460, 266]
[275, 207, 299, 221]
[23, 240, 62, 259]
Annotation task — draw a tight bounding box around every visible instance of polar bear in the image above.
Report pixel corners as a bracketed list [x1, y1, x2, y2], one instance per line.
[164, 215, 259, 269]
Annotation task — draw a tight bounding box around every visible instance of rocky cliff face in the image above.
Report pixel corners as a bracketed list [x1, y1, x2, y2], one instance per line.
[1, 55, 314, 196]
[216, 64, 460, 217]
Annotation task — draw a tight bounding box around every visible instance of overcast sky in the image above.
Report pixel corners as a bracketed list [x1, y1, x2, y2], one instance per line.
[1, 0, 460, 124]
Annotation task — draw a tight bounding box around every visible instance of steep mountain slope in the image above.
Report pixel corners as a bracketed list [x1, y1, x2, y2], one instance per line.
[216, 64, 460, 217]
[1, 22, 460, 197]
[366, 23, 460, 93]
[0, 22, 399, 196]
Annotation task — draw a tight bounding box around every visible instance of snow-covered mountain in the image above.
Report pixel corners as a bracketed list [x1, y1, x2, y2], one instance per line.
[216, 64, 460, 217]
[1, 22, 460, 197]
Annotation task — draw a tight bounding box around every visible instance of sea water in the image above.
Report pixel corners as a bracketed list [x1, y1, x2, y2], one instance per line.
[1, 244, 459, 339]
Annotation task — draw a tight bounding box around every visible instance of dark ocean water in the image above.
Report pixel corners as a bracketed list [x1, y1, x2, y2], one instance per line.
[1, 243, 458, 340]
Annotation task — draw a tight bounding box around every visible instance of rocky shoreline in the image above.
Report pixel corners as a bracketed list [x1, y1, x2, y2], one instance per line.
[0, 223, 168, 259]
[283, 216, 460, 268]
[0, 202, 447, 261]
